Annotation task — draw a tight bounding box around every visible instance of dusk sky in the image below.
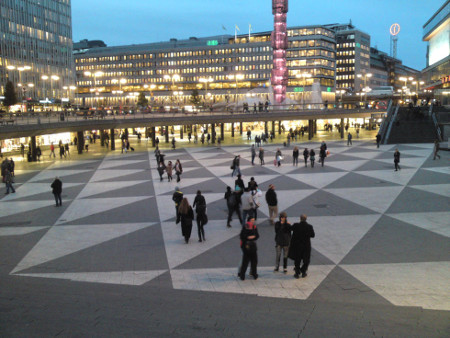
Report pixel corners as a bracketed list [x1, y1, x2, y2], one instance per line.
[72, 0, 444, 71]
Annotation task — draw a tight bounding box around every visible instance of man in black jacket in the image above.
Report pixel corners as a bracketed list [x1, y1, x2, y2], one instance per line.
[265, 184, 278, 225]
[51, 177, 63, 206]
[288, 214, 315, 279]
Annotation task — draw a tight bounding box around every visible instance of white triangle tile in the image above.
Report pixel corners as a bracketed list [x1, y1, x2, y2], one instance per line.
[12, 169, 40, 176]
[185, 147, 217, 153]
[342, 152, 382, 160]
[258, 189, 317, 218]
[355, 169, 418, 186]
[409, 184, 450, 198]
[0, 226, 50, 237]
[56, 196, 151, 224]
[386, 212, 450, 237]
[161, 219, 241, 269]
[323, 160, 368, 172]
[15, 270, 167, 286]
[265, 164, 302, 175]
[422, 167, 450, 175]
[77, 180, 148, 198]
[324, 186, 404, 214]
[98, 159, 147, 169]
[341, 262, 450, 311]
[308, 215, 381, 264]
[89, 169, 145, 182]
[403, 143, 434, 149]
[171, 265, 335, 299]
[0, 200, 62, 218]
[11, 222, 156, 274]
[29, 169, 93, 182]
[190, 152, 224, 160]
[221, 146, 254, 154]
[1, 182, 84, 200]
[290, 172, 348, 189]
[204, 165, 234, 178]
[46, 160, 99, 169]
[104, 152, 144, 160]
[400, 149, 432, 157]
[324, 147, 352, 155]
[198, 157, 236, 167]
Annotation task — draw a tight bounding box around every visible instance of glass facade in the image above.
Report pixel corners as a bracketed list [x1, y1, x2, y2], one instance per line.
[0, 0, 74, 101]
[74, 25, 336, 108]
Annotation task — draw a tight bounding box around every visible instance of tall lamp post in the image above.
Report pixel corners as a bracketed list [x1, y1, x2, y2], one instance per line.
[199, 77, 213, 105]
[295, 72, 312, 107]
[228, 74, 244, 112]
[164, 74, 180, 106]
[357, 72, 372, 107]
[399, 76, 413, 103]
[84, 71, 104, 107]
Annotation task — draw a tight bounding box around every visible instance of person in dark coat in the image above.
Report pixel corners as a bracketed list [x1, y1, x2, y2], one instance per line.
[238, 217, 259, 280]
[292, 146, 299, 166]
[303, 148, 309, 167]
[394, 149, 401, 171]
[193, 190, 207, 242]
[225, 186, 243, 228]
[234, 174, 245, 194]
[265, 184, 278, 225]
[274, 212, 291, 273]
[172, 186, 183, 221]
[376, 134, 381, 148]
[309, 149, 315, 168]
[288, 214, 315, 279]
[51, 176, 62, 206]
[177, 197, 194, 243]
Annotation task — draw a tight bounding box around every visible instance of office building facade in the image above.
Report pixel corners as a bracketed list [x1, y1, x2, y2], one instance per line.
[74, 25, 336, 109]
[0, 0, 74, 103]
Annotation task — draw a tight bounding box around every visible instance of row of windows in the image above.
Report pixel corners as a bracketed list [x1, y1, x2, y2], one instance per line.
[4, 22, 70, 45]
[336, 42, 356, 48]
[337, 50, 355, 56]
[289, 40, 335, 50]
[288, 28, 335, 39]
[336, 67, 355, 73]
[336, 58, 355, 64]
[336, 75, 356, 80]
[361, 52, 370, 59]
[289, 59, 335, 68]
[287, 49, 335, 58]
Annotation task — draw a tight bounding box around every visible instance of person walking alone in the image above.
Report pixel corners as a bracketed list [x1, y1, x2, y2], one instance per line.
[292, 146, 299, 166]
[231, 155, 241, 177]
[251, 145, 256, 165]
[225, 186, 243, 228]
[347, 132, 352, 146]
[238, 217, 259, 280]
[288, 214, 315, 279]
[4, 168, 15, 194]
[274, 212, 291, 273]
[51, 176, 62, 206]
[193, 190, 207, 242]
[175, 159, 183, 183]
[265, 184, 278, 225]
[433, 139, 441, 160]
[303, 148, 309, 167]
[394, 149, 401, 171]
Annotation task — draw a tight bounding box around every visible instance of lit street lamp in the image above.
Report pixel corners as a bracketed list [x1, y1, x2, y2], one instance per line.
[199, 77, 213, 105]
[228, 74, 244, 112]
[357, 73, 372, 107]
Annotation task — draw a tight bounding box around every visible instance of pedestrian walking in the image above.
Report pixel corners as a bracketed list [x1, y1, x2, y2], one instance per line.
[231, 155, 241, 177]
[250, 188, 262, 221]
[4, 168, 15, 194]
[172, 186, 183, 221]
[394, 149, 401, 171]
[238, 216, 259, 280]
[36, 146, 42, 161]
[274, 212, 291, 273]
[9, 158, 15, 177]
[234, 174, 245, 193]
[247, 177, 258, 191]
[303, 148, 309, 167]
[177, 198, 194, 244]
[309, 149, 315, 168]
[347, 132, 352, 146]
[51, 176, 62, 206]
[259, 147, 265, 165]
[275, 148, 282, 167]
[172, 137, 176, 149]
[376, 134, 381, 148]
[292, 146, 299, 166]
[251, 145, 256, 165]
[64, 143, 70, 158]
[166, 161, 173, 182]
[433, 139, 441, 160]
[175, 159, 183, 182]
[288, 214, 315, 279]
[20, 143, 25, 157]
[241, 188, 254, 226]
[265, 184, 278, 225]
[225, 186, 243, 227]
[49, 142, 55, 158]
[59, 145, 66, 158]
[157, 161, 166, 181]
[193, 190, 207, 242]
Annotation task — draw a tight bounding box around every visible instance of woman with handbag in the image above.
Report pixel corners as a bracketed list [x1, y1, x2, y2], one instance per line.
[178, 198, 194, 243]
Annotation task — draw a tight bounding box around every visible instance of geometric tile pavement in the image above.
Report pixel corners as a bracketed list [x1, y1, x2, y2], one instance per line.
[1, 140, 449, 311]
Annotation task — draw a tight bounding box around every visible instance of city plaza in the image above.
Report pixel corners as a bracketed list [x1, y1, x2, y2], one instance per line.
[1, 132, 448, 336]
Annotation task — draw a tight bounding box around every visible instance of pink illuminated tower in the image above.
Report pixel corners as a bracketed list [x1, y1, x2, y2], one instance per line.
[271, 0, 288, 104]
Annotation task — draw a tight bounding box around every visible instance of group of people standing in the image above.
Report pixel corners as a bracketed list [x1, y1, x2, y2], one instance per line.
[155, 147, 183, 183]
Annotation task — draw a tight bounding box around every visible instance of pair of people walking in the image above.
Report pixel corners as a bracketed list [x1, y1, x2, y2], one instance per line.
[174, 188, 207, 243]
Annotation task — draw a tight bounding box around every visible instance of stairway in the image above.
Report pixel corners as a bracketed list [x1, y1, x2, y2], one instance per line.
[387, 106, 437, 144]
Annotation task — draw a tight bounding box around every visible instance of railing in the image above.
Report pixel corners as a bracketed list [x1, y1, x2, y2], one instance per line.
[378, 100, 393, 144]
[383, 105, 399, 145]
[0, 102, 386, 127]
